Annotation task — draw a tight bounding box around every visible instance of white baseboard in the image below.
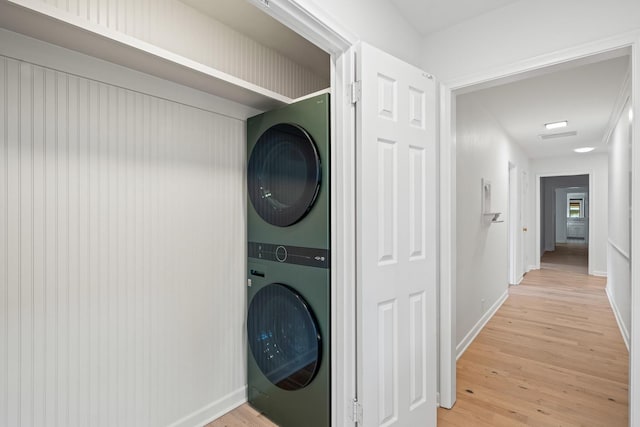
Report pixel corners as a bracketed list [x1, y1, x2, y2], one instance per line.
[592, 270, 608, 277]
[605, 285, 630, 351]
[456, 290, 509, 360]
[168, 386, 247, 427]
[527, 265, 539, 272]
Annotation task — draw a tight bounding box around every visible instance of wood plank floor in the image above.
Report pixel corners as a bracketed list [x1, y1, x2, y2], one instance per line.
[210, 267, 628, 426]
[439, 268, 628, 427]
[207, 403, 276, 427]
[540, 241, 588, 274]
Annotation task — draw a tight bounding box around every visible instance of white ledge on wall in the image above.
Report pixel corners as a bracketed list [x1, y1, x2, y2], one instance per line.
[483, 212, 504, 223]
[0, 0, 293, 111]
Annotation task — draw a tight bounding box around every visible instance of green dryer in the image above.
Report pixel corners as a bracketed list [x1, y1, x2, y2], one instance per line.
[246, 93, 330, 427]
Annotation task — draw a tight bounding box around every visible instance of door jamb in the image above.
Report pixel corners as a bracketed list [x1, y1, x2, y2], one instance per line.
[508, 162, 519, 285]
[245, 1, 358, 425]
[439, 31, 640, 424]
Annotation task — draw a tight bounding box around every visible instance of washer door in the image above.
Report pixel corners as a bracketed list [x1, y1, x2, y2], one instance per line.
[247, 283, 321, 390]
[248, 123, 321, 227]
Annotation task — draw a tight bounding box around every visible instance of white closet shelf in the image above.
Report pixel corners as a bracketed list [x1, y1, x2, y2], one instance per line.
[0, 0, 293, 111]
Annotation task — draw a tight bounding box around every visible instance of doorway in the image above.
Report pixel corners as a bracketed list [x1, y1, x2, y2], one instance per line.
[439, 39, 638, 424]
[539, 174, 590, 275]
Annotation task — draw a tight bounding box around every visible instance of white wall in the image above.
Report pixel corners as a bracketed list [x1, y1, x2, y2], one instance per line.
[421, 0, 640, 81]
[607, 98, 633, 347]
[0, 50, 247, 426]
[455, 93, 529, 353]
[29, 0, 328, 98]
[532, 155, 608, 276]
[300, 0, 423, 67]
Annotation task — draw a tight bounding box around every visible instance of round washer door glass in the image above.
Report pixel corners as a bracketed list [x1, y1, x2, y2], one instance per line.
[247, 283, 321, 390]
[248, 123, 321, 227]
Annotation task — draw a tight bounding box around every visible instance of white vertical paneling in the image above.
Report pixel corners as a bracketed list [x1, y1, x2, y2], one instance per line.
[409, 146, 425, 260]
[66, 73, 79, 427]
[31, 63, 45, 427]
[25, 0, 328, 99]
[6, 57, 20, 427]
[377, 139, 397, 265]
[378, 300, 397, 426]
[409, 292, 426, 410]
[1, 54, 246, 426]
[19, 60, 34, 427]
[0, 56, 7, 427]
[76, 75, 90, 427]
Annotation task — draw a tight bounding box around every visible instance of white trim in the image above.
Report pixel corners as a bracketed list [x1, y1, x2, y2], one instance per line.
[603, 69, 632, 146]
[592, 271, 608, 278]
[0, 28, 259, 121]
[508, 163, 519, 285]
[630, 33, 640, 427]
[329, 49, 357, 427]
[438, 81, 457, 409]
[439, 31, 640, 418]
[167, 386, 246, 427]
[444, 30, 640, 92]
[456, 290, 508, 360]
[247, 0, 356, 57]
[606, 285, 631, 351]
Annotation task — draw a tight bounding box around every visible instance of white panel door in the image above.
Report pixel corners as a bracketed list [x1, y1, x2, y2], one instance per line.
[356, 42, 437, 427]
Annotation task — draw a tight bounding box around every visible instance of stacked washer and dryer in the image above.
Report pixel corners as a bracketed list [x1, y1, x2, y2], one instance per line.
[246, 94, 330, 427]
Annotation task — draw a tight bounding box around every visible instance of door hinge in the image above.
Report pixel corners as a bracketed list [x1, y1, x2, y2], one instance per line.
[349, 398, 363, 424]
[350, 81, 361, 104]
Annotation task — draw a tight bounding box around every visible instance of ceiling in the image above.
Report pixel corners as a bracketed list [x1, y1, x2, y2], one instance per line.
[389, 0, 521, 36]
[460, 53, 630, 159]
[178, 0, 630, 161]
[180, 0, 329, 81]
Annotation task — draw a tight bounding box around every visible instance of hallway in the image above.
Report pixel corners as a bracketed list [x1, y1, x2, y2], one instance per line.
[438, 268, 629, 426]
[540, 242, 589, 275]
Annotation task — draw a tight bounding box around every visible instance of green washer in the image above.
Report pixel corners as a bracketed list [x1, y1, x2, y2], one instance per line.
[246, 94, 330, 427]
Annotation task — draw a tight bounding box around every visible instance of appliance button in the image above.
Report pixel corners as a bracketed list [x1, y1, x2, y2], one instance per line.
[275, 246, 288, 263]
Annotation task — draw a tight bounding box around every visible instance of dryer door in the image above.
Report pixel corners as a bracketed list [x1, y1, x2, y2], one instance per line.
[247, 283, 321, 390]
[248, 123, 321, 227]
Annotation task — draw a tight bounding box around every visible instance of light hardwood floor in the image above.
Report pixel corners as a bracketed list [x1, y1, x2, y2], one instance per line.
[207, 403, 276, 427]
[211, 267, 628, 426]
[540, 241, 588, 274]
[439, 268, 628, 426]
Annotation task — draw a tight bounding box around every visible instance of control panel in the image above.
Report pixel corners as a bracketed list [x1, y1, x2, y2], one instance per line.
[248, 241, 330, 269]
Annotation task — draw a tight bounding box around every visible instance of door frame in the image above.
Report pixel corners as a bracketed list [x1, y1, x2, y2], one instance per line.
[508, 162, 519, 285]
[535, 172, 593, 274]
[439, 30, 640, 426]
[246, 1, 358, 425]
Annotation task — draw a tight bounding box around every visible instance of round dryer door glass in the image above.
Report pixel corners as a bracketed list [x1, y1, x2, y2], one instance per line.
[248, 123, 321, 227]
[247, 283, 321, 390]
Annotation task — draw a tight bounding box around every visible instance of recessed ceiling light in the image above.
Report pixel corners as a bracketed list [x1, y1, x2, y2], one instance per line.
[574, 147, 595, 153]
[545, 120, 568, 130]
